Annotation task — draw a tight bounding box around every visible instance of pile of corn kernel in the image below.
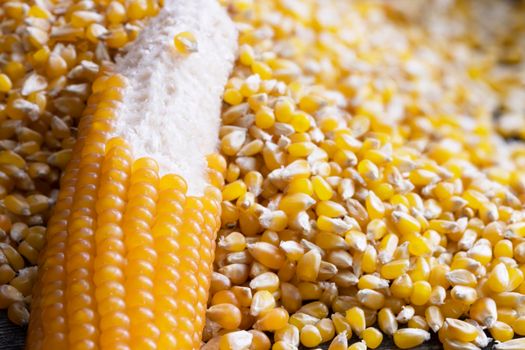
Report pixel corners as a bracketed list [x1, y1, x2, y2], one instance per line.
[206, 0, 525, 349]
[0, 0, 524, 349]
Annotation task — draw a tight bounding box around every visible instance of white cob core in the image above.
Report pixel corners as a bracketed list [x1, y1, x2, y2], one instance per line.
[113, 0, 237, 195]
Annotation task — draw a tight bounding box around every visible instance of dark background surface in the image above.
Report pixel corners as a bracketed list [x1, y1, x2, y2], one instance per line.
[0, 311, 25, 350]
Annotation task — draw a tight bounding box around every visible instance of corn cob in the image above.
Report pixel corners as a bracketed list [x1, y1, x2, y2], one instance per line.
[24, 72, 224, 350]
[25, 0, 236, 349]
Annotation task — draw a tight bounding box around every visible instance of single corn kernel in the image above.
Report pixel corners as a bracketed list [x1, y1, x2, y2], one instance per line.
[250, 290, 275, 316]
[300, 324, 323, 348]
[391, 274, 413, 299]
[494, 338, 525, 350]
[248, 330, 270, 350]
[381, 259, 410, 280]
[408, 316, 429, 331]
[489, 321, 514, 342]
[513, 316, 525, 335]
[444, 318, 479, 342]
[393, 328, 430, 349]
[222, 180, 247, 201]
[488, 262, 510, 293]
[494, 239, 513, 258]
[361, 327, 383, 349]
[174, 31, 198, 54]
[254, 307, 289, 331]
[366, 191, 385, 220]
[469, 297, 497, 328]
[0, 74, 13, 93]
[356, 289, 385, 310]
[378, 308, 398, 336]
[297, 250, 321, 282]
[328, 331, 348, 350]
[274, 323, 300, 346]
[255, 106, 275, 129]
[425, 306, 444, 332]
[450, 285, 477, 305]
[312, 175, 334, 201]
[219, 330, 253, 350]
[330, 313, 351, 337]
[207, 304, 242, 330]
[345, 307, 366, 335]
[316, 318, 335, 342]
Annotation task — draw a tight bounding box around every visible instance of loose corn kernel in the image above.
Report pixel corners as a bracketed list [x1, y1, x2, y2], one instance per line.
[381, 259, 410, 280]
[274, 323, 300, 346]
[254, 307, 289, 331]
[173, 31, 199, 54]
[444, 318, 479, 342]
[408, 316, 429, 331]
[490, 321, 514, 342]
[0, 74, 13, 92]
[425, 306, 444, 332]
[207, 304, 242, 330]
[300, 324, 323, 348]
[249, 329, 271, 350]
[361, 327, 383, 349]
[316, 318, 335, 342]
[393, 328, 431, 349]
[345, 307, 366, 335]
[488, 262, 510, 293]
[377, 308, 398, 336]
[328, 331, 348, 350]
[357, 289, 385, 310]
[513, 316, 525, 335]
[297, 250, 321, 282]
[251, 290, 275, 316]
[494, 338, 525, 350]
[348, 341, 367, 350]
[219, 330, 253, 350]
[469, 297, 497, 328]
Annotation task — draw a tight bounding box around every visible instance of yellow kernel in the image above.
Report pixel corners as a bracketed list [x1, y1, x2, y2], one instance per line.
[410, 281, 432, 306]
[488, 262, 509, 293]
[381, 259, 410, 280]
[222, 180, 247, 201]
[173, 31, 198, 54]
[255, 106, 275, 129]
[366, 191, 385, 220]
[300, 324, 322, 347]
[494, 239, 513, 258]
[361, 327, 383, 349]
[345, 307, 366, 335]
[316, 200, 346, 218]
[288, 178, 314, 196]
[489, 321, 514, 342]
[251, 61, 272, 79]
[224, 88, 243, 105]
[291, 111, 311, 132]
[393, 328, 430, 349]
[0, 74, 13, 92]
[207, 304, 242, 330]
